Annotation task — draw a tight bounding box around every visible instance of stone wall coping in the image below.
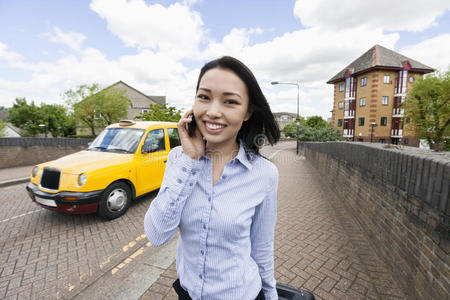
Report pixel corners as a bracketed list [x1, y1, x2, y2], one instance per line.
[301, 141, 449, 218]
[0, 137, 93, 147]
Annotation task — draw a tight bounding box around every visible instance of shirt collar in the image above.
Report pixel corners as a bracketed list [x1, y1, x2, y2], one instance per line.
[234, 139, 253, 170]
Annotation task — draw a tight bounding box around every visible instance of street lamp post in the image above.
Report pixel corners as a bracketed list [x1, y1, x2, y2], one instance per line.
[39, 124, 47, 138]
[271, 81, 300, 155]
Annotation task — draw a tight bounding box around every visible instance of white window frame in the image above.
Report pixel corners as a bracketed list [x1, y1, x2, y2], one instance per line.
[338, 101, 343, 109]
[339, 83, 344, 92]
[384, 75, 390, 84]
[359, 97, 366, 107]
[382, 96, 389, 105]
[361, 77, 367, 87]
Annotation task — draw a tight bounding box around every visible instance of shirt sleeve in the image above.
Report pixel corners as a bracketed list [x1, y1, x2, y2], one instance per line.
[250, 166, 279, 300]
[144, 146, 203, 247]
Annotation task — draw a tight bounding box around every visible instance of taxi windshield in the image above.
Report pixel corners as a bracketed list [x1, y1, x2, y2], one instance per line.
[88, 128, 145, 154]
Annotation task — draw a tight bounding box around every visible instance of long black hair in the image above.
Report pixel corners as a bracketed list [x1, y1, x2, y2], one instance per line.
[196, 56, 280, 158]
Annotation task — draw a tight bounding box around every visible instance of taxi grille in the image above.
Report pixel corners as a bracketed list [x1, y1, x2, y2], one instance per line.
[40, 168, 61, 190]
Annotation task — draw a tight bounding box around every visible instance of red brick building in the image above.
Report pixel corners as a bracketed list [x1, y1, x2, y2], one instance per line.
[327, 45, 433, 146]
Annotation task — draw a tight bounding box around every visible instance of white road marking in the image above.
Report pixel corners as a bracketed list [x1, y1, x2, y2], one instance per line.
[0, 208, 42, 223]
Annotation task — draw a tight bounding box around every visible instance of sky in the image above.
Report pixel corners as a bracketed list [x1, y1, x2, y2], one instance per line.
[0, 0, 449, 120]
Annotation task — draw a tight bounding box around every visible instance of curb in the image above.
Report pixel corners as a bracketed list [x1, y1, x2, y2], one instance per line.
[0, 177, 29, 188]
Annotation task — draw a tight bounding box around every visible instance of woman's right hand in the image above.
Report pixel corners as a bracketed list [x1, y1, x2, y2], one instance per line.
[177, 108, 205, 160]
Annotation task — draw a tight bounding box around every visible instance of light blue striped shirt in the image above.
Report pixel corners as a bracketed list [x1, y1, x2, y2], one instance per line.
[144, 139, 278, 300]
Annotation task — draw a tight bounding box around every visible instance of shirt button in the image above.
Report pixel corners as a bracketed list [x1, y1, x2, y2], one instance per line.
[192, 170, 196, 175]
[203, 224, 206, 229]
[182, 167, 187, 172]
[177, 179, 182, 184]
[189, 182, 193, 186]
[201, 250, 204, 255]
[199, 274, 202, 279]
[208, 196, 211, 201]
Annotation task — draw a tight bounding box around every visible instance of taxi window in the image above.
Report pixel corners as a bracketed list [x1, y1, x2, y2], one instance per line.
[143, 129, 166, 153]
[167, 128, 181, 149]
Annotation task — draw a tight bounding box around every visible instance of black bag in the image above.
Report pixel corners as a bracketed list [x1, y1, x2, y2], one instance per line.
[276, 283, 315, 300]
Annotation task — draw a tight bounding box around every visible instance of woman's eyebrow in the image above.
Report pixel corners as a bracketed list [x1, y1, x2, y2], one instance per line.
[198, 88, 211, 93]
[223, 92, 241, 99]
[198, 88, 242, 99]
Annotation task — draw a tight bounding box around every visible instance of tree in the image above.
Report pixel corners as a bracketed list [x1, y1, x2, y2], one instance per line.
[283, 116, 342, 142]
[96, 88, 129, 125]
[39, 104, 76, 137]
[8, 98, 76, 137]
[282, 117, 305, 138]
[0, 119, 6, 137]
[305, 116, 329, 128]
[65, 83, 129, 136]
[405, 69, 450, 151]
[7, 98, 42, 136]
[136, 103, 182, 122]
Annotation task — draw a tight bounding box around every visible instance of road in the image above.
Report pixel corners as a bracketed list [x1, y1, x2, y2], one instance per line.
[0, 141, 295, 299]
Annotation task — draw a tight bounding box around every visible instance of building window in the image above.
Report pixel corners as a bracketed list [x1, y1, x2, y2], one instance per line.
[337, 119, 343, 127]
[358, 117, 365, 126]
[409, 76, 414, 83]
[359, 97, 366, 106]
[384, 75, 390, 84]
[339, 83, 344, 92]
[382, 96, 389, 105]
[142, 109, 149, 113]
[358, 138, 363, 142]
[379, 139, 386, 143]
[404, 138, 409, 145]
[361, 77, 367, 86]
[406, 117, 410, 123]
[338, 101, 343, 109]
[381, 117, 387, 126]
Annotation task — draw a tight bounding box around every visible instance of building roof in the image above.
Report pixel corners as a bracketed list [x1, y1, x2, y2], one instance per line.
[273, 112, 298, 118]
[106, 81, 166, 107]
[327, 44, 434, 84]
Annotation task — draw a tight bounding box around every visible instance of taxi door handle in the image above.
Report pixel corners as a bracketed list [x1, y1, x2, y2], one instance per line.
[163, 160, 167, 163]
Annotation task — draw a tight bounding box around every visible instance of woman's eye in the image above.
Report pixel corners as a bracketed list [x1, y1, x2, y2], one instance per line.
[225, 100, 238, 105]
[197, 94, 209, 100]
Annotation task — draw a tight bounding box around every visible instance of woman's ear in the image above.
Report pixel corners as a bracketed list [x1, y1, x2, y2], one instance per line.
[244, 107, 253, 121]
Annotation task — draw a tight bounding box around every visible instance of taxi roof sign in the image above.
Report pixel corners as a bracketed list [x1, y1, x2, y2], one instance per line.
[118, 120, 136, 126]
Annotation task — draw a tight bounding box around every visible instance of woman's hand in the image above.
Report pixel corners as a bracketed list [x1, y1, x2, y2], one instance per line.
[177, 108, 205, 160]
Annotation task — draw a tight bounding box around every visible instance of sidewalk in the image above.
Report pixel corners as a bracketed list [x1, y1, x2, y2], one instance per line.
[0, 165, 33, 187]
[140, 145, 408, 300]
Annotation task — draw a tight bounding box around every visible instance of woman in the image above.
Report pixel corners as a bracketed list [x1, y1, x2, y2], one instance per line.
[144, 56, 280, 300]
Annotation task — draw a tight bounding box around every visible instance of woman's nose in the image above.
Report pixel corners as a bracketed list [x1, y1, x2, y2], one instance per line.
[206, 100, 222, 118]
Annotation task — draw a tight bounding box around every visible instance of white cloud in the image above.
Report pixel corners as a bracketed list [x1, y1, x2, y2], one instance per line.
[401, 34, 450, 71]
[44, 27, 87, 51]
[90, 0, 205, 59]
[0, 42, 24, 62]
[294, 0, 450, 32]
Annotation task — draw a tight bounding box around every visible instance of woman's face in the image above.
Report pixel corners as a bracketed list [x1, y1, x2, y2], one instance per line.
[193, 67, 252, 148]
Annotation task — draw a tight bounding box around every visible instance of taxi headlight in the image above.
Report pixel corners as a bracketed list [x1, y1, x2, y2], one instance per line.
[32, 166, 39, 177]
[78, 173, 87, 186]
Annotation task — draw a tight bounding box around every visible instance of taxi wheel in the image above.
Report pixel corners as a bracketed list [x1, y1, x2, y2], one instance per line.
[98, 182, 131, 220]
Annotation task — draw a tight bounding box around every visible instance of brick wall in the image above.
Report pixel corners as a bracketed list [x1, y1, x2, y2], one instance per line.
[0, 138, 92, 168]
[301, 142, 449, 299]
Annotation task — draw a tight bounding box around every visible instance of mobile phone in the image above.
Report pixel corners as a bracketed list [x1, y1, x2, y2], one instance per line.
[187, 114, 197, 137]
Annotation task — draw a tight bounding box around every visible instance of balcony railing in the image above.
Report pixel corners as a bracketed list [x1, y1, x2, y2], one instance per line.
[344, 110, 355, 118]
[343, 129, 354, 137]
[392, 107, 404, 117]
[391, 128, 403, 137]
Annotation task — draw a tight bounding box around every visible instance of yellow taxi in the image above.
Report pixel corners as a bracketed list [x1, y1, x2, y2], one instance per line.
[26, 120, 180, 219]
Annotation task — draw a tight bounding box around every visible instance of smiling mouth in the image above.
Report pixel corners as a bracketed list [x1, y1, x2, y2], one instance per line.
[204, 122, 226, 130]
